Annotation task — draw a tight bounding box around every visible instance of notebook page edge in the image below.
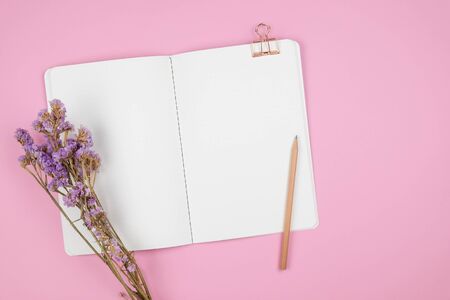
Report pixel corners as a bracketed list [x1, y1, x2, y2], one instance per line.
[172, 39, 319, 244]
[44, 57, 193, 255]
[293, 43, 319, 230]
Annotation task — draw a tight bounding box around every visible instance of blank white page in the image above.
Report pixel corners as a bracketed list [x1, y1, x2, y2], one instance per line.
[172, 40, 318, 243]
[45, 56, 192, 255]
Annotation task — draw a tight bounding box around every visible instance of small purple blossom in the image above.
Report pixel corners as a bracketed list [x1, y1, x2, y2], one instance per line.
[94, 230, 103, 239]
[87, 196, 103, 216]
[83, 213, 92, 229]
[61, 181, 89, 207]
[47, 177, 69, 191]
[36, 151, 53, 173]
[47, 165, 69, 191]
[32, 119, 41, 131]
[36, 109, 47, 119]
[77, 127, 93, 148]
[106, 238, 125, 263]
[75, 147, 92, 159]
[110, 238, 119, 248]
[126, 263, 136, 273]
[52, 138, 81, 162]
[76, 147, 101, 172]
[89, 207, 103, 216]
[32, 109, 48, 133]
[42, 120, 53, 133]
[49, 99, 66, 122]
[52, 147, 70, 162]
[63, 195, 77, 207]
[32, 100, 70, 135]
[18, 155, 29, 167]
[58, 121, 74, 132]
[15, 129, 33, 147]
[52, 138, 78, 161]
[87, 197, 96, 206]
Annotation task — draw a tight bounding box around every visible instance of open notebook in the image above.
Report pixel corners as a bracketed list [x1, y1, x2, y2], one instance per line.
[44, 39, 318, 256]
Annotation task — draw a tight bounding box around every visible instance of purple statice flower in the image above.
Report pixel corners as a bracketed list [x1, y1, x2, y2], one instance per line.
[75, 147, 101, 172]
[49, 99, 65, 111]
[72, 181, 88, 197]
[93, 228, 103, 239]
[83, 212, 92, 229]
[87, 197, 96, 206]
[107, 238, 125, 263]
[35, 146, 69, 191]
[52, 138, 78, 162]
[126, 263, 136, 273]
[24, 143, 39, 155]
[72, 159, 85, 180]
[112, 255, 122, 263]
[32, 100, 69, 135]
[32, 109, 49, 133]
[35, 150, 55, 175]
[52, 147, 71, 162]
[76, 126, 93, 148]
[47, 163, 69, 191]
[110, 238, 120, 248]
[37, 108, 55, 133]
[49, 99, 66, 121]
[18, 155, 30, 167]
[86, 196, 103, 216]
[15, 129, 38, 166]
[42, 119, 53, 133]
[31, 119, 42, 132]
[63, 194, 77, 207]
[58, 121, 74, 133]
[15, 128, 33, 147]
[75, 147, 95, 159]
[89, 206, 103, 216]
[36, 109, 48, 119]
[62, 181, 88, 207]
[18, 155, 27, 164]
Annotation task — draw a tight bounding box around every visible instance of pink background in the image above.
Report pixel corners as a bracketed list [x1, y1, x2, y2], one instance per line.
[1, 0, 449, 299]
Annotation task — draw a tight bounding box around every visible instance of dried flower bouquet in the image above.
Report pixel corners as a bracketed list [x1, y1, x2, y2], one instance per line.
[15, 100, 152, 300]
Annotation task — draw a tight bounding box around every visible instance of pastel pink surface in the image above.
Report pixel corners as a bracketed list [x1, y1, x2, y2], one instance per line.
[1, 0, 449, 299]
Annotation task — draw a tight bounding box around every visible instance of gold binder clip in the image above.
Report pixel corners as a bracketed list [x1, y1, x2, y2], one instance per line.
[251, 23, 280, 57]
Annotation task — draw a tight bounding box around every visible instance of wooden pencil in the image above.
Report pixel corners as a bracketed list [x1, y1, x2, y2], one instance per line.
[280, 136, 298, 270]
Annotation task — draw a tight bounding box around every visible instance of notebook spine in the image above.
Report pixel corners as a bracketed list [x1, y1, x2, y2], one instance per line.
[169, 56, 194, 243]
